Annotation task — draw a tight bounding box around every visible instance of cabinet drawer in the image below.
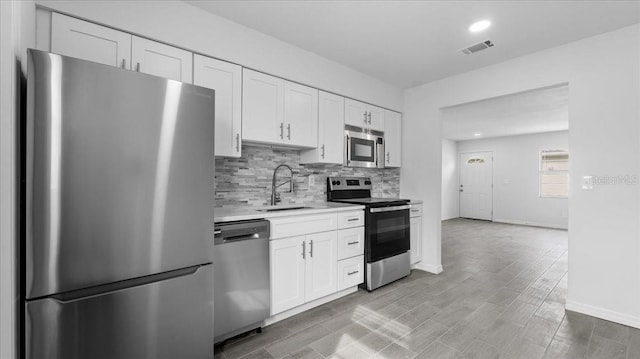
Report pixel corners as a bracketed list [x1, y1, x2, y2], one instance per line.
[270, 213, 337, 239]
[410, 203, 423, 218]
[336, 210, 364, 229]
[337, 227, 364, 260]
[337, 255, 364, 291]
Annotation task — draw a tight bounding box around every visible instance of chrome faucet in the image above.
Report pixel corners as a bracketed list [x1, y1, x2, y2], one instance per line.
[271, 164, 294, 205]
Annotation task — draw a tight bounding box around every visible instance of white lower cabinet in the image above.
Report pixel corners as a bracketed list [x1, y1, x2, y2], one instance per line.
[269, 210, 363, 315]
[337, 255, 364, 291]
[270, 232, 337, 315]
[270, 235, 306, 314]
[410, 203, 423, 264]
[305, 232, 338, 302]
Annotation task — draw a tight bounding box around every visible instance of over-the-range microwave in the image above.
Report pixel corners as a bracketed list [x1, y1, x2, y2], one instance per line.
[344, 125, 384, 168]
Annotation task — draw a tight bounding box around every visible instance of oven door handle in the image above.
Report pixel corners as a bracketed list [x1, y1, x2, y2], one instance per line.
[369, 205, 411, 213]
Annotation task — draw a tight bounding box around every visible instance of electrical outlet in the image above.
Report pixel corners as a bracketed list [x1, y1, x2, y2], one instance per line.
[308, 176, 315, 186]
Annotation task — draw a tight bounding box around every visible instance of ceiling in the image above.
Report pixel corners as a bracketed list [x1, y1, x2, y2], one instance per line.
[441, 84, 569, 141]
[185, 1, 640, 89]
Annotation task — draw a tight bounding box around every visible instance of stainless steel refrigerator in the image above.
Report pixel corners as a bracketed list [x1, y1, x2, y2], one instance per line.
[23, 49, 215, 359]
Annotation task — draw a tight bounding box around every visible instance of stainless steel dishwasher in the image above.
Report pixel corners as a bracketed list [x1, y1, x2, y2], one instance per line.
[214, 219, 270, 343]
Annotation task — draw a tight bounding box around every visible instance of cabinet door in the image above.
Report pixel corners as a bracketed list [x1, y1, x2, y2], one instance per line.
[318, 91, 344, 163]
[367, 105, 385, 132]
[344, 98, 369, 128]
[410, 216, 422, 264]
[242, 69, 284, 144]
[270, 236, 306, 315]
[305, 232, 337, 302]
[193, 55, 242, 157]
[300, 91, 344, 164]
[384, 110, 402, 167]
[131, 36, 193, 82]
[51, 13, 131, 69]
[284, 81, 318, 148]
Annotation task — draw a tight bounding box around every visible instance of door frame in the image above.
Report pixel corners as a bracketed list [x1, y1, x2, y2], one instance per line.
[458, 150, 494, 220]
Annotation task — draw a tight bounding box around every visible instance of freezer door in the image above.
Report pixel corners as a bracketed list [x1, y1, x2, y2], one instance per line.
[26, 264, 213, 359]
[25, 50, 214, 298]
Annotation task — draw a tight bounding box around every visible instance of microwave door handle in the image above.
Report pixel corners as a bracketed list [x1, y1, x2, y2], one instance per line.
[345, 135, 350, 165]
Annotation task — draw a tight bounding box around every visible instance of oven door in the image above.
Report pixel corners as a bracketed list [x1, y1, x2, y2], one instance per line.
[366, 205, 411, 262]
[345, 130, 384, 168]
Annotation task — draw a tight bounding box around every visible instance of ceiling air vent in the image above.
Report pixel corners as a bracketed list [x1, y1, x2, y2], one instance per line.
[460, 40, 494, 55]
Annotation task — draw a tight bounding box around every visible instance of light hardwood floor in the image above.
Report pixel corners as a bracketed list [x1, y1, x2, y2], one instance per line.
[215, 218, 640, 359]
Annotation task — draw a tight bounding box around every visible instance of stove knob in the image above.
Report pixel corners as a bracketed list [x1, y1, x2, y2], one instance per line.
[336, 180, 341, 186]
[332, 180, 338, 186]
[365, 180, 371, 185]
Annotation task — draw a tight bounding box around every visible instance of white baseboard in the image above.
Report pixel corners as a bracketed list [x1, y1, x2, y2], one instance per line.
[493, 218, 568, 230]
[412, 262, 443, 274]
[565, 299, 640, 329]
[264, 286, 358, 326]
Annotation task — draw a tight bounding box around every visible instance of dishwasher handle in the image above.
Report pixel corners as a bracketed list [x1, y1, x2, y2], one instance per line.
[214, 219, 270, 245]
[216, 233, 260, 244]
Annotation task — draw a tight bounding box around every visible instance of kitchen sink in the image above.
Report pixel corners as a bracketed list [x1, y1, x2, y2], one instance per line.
[257, 206, 311, 212]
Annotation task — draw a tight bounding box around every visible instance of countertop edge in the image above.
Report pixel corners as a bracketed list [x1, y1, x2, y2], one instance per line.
[214, 203, 366, 223]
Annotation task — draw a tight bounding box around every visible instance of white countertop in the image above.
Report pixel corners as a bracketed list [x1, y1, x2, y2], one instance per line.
[214, 202, 365, 222]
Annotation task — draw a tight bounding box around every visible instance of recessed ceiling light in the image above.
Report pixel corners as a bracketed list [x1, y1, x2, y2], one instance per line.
[474, 132, 482, 137]
[469, 20, 491, 33]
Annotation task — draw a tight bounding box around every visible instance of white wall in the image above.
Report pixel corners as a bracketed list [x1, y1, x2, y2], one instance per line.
[33, 0, 403, 111]
[457, 131, 569, 229]
[441, 139, 458, 220]
[402, 24, 640, 328]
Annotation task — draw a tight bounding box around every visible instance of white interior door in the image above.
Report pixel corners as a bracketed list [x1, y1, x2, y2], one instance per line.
[459, 151, 493, 220]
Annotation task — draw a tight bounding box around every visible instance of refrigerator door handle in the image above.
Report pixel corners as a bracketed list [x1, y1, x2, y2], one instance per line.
[44, 264, 209, 303]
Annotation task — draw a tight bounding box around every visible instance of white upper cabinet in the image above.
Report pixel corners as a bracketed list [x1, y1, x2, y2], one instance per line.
[344, 99, 368, 129]
[242, 69, 285, 144]
[368, 105, 385, 132]
[131, 36, 192, 83]
[242, 69, 317, 148]
[284, 82, 318, 148]
[300, 91, 344, 164]
[344, 98, 384, 131]
[193, 55, 242, 157]
[384, 110, 402, 167]
[51, 14, 193, 83]
[51, 13, 131, 69]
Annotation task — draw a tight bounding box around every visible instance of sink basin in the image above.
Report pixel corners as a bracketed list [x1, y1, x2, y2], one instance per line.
[257, 206, 311, 212]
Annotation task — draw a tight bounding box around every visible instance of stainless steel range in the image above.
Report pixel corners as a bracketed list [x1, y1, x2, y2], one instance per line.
[327, 177, 411, 291]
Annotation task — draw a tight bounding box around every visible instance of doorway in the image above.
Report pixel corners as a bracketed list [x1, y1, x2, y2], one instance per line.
[459, 151, 493, 220]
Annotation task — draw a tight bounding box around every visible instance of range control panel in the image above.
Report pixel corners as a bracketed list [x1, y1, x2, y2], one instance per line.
[327, 177, 372, 191]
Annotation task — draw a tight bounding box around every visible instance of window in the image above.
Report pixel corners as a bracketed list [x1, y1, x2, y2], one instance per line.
[540, 150, 569, 198]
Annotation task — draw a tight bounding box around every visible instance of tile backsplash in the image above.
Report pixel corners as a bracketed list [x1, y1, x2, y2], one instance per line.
[215, 145, 400, 208]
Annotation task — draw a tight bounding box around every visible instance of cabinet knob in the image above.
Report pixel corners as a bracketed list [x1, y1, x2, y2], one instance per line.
[321, 144, 325, 159]
[287, 124, 291, 140]
[236, 133, 240, 152]
[120, 59, 126, 69]
[279, 123, 284, 139]
[135, 62, 140, 72]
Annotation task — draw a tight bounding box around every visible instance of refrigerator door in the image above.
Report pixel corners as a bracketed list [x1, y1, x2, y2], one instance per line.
[26, 264, 213, 359]
[26, 50, 214, 298]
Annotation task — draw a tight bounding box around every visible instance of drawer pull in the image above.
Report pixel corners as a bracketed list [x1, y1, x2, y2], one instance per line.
[411, 209, 420, 212]
[347, 270, 359, 276]
[347, 241, 359, 245]
[347, 218, 359, 222]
